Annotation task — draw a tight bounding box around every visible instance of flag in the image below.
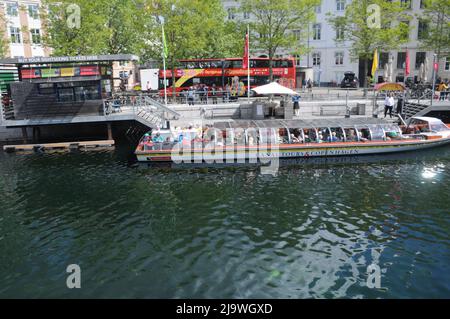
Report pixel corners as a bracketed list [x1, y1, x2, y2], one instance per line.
[162, 24, 168, 59]
[405, 49, 410, 76]
[371, 49, 378, 80]
[243, 31, 249, 69]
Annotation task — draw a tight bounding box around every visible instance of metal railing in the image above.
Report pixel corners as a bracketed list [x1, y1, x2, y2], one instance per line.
[102, 93, 181, 129]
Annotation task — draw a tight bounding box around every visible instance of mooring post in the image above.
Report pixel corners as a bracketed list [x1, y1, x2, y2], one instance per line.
[107, 123, 113, 140]
[21, 127, 29, 144]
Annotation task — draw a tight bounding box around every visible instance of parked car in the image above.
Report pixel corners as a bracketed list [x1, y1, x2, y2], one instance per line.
[341, 72, 359, 89]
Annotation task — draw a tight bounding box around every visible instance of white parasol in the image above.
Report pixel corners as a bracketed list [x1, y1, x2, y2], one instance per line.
[251, 82, 298, 96]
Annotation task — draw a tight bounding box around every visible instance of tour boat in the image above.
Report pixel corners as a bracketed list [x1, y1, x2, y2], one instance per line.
[135, 117, 450, 163]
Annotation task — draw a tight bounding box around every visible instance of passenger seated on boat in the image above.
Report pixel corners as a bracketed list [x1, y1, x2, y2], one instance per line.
[318, 134, 324, 143]
[346, 129, 358, 142]
[291, 134, 301, 143]
[152, 133, 164, 143]
[385, 131, 400, 140]
[328, 132, 339, 142]
[248, 136, 255, 146]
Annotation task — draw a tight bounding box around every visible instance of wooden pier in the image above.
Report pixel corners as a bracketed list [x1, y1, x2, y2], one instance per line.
[3, 140, 115, 153]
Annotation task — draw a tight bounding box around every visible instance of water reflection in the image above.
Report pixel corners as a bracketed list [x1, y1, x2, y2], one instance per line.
[0, 145, 449, 298]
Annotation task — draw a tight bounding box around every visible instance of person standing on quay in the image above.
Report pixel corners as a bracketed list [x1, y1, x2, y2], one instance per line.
[211, 84, 218, 104]
[384, 93, 395, 118]
[187, 87, 195, 106]
[292, 94, 301, 117]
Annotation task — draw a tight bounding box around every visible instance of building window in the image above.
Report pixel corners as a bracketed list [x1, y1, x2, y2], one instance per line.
[335, 52, 344, 65]
[227, 8, 235, 20]
[336, 0, 346, 11]
[9, 27, 21, 44]
[6, 2, 19, 16]
[315, 2, 321, 13]
[28, 4, 40, 19]
[313, 24, 321, 40]
[418, 20, 428, 40]
[415, 52, 426, 69]
[30, 29, 41, 44]
[400, 20, 410, 41]
[397, 52, 406, 69]
[379, 52, 389, 69]
[312, 52, 321, 66]
[400, 0, 412, 9]
[446, 57, 450, 71]
[294, 55, 301, 66]
[293, 29, 301, 41]
[243, 11, 250, 19]
[336, 26, 344, 41]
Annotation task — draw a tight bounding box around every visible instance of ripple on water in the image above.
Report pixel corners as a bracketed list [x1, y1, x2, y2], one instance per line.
[0, 147, 449, 298]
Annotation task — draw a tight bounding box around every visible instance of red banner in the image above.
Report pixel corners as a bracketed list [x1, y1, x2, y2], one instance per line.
[242, 32, 249, 69]
[405, 50, 410, 76]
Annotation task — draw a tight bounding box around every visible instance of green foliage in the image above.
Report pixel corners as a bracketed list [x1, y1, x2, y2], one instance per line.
[0, 11, 7, 58]
[42, 0, 243, 65]
[42, 0, 154, 58]
[419, 0, 450, 60]
[240, 0, 319, 79]
[328, 0, 411, 87]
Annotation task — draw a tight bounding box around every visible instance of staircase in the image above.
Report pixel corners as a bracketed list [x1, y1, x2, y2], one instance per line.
[133, 96, 180, 129]
[403, 101, 431, 120]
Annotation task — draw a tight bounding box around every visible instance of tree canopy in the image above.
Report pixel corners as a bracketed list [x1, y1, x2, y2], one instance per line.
[419, 0, 450, 62]
[240, 0, 320, 80]
[329, 0, 411, 87]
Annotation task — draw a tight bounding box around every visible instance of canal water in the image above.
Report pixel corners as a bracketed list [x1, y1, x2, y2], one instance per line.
[0, 142, 449, 298]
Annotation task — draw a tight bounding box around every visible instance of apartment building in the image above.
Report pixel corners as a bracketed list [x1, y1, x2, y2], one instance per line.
[222, 0, 450, 86]
[0, 0, 50, 58]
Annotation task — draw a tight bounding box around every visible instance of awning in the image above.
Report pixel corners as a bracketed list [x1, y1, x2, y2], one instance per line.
[374, 82, 406, 92]
[252, 82, 298, 95]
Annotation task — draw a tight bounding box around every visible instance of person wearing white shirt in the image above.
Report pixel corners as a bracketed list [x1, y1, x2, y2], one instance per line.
[384, 93, 395, 118]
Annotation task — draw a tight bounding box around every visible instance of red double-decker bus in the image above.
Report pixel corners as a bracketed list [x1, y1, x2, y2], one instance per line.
[159, 57, 296, 96]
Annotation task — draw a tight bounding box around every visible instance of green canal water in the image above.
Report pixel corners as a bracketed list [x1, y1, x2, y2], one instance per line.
[0, 143, 449, 298]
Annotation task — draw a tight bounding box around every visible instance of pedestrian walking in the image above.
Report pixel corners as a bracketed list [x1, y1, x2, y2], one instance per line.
[384, 93, 395, 118]
[292, 94, 301, 117]
[307, 79, 313, 93]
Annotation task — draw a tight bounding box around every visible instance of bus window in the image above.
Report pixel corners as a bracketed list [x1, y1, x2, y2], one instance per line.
[231, 60, 243, 68]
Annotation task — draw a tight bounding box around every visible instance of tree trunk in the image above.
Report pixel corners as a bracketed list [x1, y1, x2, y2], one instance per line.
[269, 53, 274, 82]
[363, 58, 369, 88]
[363, 58, 369, 97]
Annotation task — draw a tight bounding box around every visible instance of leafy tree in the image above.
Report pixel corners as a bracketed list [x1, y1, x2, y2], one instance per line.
[329, 0, 411, 88]
[240, 0, 320, 81]
[0, 11, 8, 58]
[419, 0, 450, 74]
[42, 0, 153, 56]
[148, 0, 242, 97]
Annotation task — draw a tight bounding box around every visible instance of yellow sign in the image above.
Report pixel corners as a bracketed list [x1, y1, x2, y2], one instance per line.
[60, 67, 75, 77]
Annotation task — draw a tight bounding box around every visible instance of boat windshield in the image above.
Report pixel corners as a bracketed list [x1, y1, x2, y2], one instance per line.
[430, 122, 449, 132]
